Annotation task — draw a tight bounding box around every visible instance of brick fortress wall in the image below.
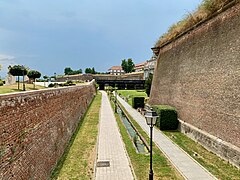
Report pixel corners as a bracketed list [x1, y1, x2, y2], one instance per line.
[0, 81, 96, 179]
[149, 4, 240, 167]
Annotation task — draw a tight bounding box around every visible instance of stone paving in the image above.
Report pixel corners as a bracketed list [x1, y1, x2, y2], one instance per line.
[95, 91, 134, 180]
[117, 94, 217, 180]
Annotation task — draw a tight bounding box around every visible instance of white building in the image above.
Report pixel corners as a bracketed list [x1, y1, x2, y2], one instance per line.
[108, 66, 125, 75]
[134, 62, 146, 72]
[144, 55, 157, 79]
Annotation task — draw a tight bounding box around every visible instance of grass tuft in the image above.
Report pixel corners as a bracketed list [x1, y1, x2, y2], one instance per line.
[156, 0, 240, 47]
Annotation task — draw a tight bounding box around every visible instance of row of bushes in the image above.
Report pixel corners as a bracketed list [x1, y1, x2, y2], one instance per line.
[131, 96, 178, 130]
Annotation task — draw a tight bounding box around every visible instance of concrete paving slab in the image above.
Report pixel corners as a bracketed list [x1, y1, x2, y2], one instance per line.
[95, 91, 134, 180]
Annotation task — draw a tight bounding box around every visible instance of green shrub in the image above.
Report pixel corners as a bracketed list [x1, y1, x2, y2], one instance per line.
[0, 80, 4, 86]
[64, 80, 76, 86]
[132, 97, 145, 109]
[48, 83, 56, 87]
[152, 105, 178, 130]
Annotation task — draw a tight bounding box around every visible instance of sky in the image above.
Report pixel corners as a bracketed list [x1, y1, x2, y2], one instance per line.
[0, 0, 202, 78]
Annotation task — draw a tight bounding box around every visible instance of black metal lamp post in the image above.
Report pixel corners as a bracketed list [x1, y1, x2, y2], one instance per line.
[22, 65, 26, 91]
[145, 108, 159, 180]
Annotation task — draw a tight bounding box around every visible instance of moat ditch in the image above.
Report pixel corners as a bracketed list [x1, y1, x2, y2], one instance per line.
[117, 106, 148, 154]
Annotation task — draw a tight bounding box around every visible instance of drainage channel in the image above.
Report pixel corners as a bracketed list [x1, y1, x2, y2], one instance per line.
[117, 106, 148, 154]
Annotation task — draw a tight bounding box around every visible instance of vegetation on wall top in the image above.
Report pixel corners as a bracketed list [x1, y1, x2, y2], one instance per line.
[155, 0, 240, 47]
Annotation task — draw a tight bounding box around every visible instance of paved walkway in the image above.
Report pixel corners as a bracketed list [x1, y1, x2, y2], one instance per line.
[117, 95, 216, 180]
[95, 91, 134, 180]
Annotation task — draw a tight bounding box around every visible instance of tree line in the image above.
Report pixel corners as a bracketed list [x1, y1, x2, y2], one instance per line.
[64, 67, 107, 75]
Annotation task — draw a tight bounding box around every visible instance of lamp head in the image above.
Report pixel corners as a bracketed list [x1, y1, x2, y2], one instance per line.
[144, 108, 159, 126]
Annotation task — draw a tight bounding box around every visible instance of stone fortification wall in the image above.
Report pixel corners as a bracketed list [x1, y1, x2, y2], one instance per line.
[0, 81, 96, 179]
[56, 72, 144, 82]
[56, 74, 93, 82]
[149, 4, 240, 165]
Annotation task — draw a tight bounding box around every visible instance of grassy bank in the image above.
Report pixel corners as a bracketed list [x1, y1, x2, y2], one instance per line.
[117, 90, 147, 106]
[163, 131, 240, 180]
[0, 83, 45, 94]
[51, 92, 101, 179]
[110, 98, 183, 179]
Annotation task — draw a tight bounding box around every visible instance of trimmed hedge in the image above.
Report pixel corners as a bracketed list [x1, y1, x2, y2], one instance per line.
[132, 97, 145, 109]
[152, 105, 178, 130]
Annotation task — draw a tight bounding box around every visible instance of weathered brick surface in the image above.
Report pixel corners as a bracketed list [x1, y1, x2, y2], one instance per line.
[150, 4, 240, 149]
[0, 82, 96, 179]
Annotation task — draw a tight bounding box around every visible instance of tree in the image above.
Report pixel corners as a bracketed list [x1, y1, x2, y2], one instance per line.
[145, 73, 153, 97]
[85, 68, 92, 74]
[9, 65, 28, 90]
[121, 58, 135, 73]
[91, 67, 96, 74]
[76, 69, 82, 74]
[43, 75, 48, 81]
[27, 70, 41, 89]
[64, 67, 73, 75]
[64, 67, 82, 75]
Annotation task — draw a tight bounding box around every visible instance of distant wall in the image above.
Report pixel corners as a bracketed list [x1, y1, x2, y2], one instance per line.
[56, 74, 93, 82]
[150, 4, 240, 165]
[56, 72, 144, 82]
[0, 81, 96, 179]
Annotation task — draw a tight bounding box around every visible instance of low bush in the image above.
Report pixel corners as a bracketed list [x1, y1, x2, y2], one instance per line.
[132, 97, 145, 109]
[48, 83, 57, 87]
[64, 80, 76, 86]
[152, 105, 178, 130]
[0, 80, 4, 86]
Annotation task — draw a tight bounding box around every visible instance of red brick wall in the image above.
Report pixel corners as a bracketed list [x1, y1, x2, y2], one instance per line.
[0, 82, 96, 179]
[150, 4, 240, 148]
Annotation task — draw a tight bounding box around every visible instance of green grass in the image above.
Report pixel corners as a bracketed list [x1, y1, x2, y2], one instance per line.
[156, 0, 240, 47]
[117, 90, 147, 106]
[163, 131, 240, 180]
[0, 83, 45, 94]
[110, 98, 183, 180]
[51, 92, 101, 180]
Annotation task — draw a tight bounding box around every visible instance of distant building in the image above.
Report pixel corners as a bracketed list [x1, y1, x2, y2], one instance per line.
[134, 62, 147, 72]
[5, 73, 16, 85]
[108, 66, 125, 75]
[144, 55, 157, 79]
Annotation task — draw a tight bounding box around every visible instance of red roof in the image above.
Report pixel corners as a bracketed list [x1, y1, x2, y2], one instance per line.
[108, 66, 123, 70]
[135, 62, 146, 68]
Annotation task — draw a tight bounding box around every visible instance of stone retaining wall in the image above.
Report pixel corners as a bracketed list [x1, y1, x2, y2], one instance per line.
[178, 120, 240, 168]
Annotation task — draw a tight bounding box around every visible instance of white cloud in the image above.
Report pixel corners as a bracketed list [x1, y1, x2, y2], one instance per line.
[0, 54, 15, 61]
